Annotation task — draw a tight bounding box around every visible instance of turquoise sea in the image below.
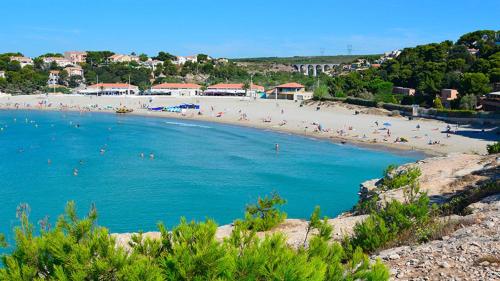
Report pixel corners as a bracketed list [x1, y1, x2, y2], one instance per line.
[0, 110, 421, 238]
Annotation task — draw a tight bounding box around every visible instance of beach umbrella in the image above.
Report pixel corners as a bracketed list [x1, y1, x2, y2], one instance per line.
[383, 122, 392, 126]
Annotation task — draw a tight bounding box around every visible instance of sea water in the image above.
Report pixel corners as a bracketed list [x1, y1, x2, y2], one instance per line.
[0, 110, 421, 238]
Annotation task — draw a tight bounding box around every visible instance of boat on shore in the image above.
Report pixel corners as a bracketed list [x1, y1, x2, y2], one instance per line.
[116, 108, 133, 114]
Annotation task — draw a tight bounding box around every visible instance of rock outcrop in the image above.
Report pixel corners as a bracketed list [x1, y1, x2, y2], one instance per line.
[359, 153, 499, 205]
[376, 194, 500, 281]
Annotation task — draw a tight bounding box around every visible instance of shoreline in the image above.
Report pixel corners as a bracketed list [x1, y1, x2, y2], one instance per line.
[2, 106, 433, 159]
[1, 106, 436, 158]
[4, 94, 492, 157]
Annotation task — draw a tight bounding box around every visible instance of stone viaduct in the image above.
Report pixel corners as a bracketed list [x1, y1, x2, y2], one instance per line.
[292, 64, 339, 76]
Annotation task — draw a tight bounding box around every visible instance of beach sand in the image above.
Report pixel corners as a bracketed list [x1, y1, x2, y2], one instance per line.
[0, 94, 496, 155]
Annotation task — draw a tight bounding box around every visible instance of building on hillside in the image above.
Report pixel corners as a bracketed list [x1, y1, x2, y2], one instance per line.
[64, 66, 84, 77]
[173, 55, 202, 65]
[371, 63, 381, 68]
[441, 89, 459, 101]
[266, 83, 312, 101]
[43, 57, 73, 67]
[64, 51, 87, 63]
[142, 59, 163, 68]
[149, 83, 202, 96]
[392, 86, 416, 96]
[79, 83, 139, 95]
[204, 83, 264, 97]
[48, 70, 60, 85]
[0, 71, 5, 79]
[10, 56, 33, 67]
[440, 89, 459, 108]
[173, 56, 187, 65]
[481, 92, 500, 111]
[186, 55, 198, 63]
[108, 54, 140, 63]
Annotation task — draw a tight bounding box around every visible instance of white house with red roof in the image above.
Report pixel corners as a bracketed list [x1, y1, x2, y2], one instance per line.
[79, 83, 139, 95]
[149, 83, 201, 96]
[267, 82, 312, 100]
[204, 83, 264, 97]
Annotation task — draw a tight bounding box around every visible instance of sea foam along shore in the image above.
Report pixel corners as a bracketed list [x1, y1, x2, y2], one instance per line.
[0, 94, 496, 155]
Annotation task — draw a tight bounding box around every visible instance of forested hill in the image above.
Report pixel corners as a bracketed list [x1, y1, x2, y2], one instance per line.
[322, 30, 500, 110]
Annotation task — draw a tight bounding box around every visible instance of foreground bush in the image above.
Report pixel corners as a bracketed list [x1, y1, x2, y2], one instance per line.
[241, 192, 287, 231]
[0, 200, 389, 280]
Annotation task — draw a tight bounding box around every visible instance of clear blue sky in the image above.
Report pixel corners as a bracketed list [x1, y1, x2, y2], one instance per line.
[1, 0, 498, 58]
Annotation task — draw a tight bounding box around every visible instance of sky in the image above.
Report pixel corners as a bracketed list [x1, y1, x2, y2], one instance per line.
[0, 0, 498, 58]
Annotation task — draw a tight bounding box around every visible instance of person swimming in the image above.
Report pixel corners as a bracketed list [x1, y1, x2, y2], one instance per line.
[275, 143, 280, 153]
[140, 152, 145, 158]
[100, 148, 105, 154]
[149, 153, 155, 160]
[47, 159, 52, 165]
[73, 168, 78, 176]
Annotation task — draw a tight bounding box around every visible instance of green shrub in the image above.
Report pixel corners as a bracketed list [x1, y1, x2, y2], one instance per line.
[487, 142, 500, 154]
[0, 200, 390, 280]
[348, 191, 432, 253]
[241, 192, 287, 231]
[435, 109, 477, 118]
[380, 165, 421, 191]
[354, 193, 380, 215]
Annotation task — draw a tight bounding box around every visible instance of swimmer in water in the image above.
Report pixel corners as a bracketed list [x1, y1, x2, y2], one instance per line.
[79, 160, 84, 165]
[275, 143, 280, 152]
[73, 168, 78, 176]
[140, 152, 144, 158]
[100, 148, 105, 154]
[149, 153, 155, 160]
[47, 159, 52, 165]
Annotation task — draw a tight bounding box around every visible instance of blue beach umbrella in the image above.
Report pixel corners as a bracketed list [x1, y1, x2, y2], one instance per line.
[383, 122, 392, 126]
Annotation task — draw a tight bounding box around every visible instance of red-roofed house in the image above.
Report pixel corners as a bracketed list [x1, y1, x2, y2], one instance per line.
[267, 83, 312, 100]
[79, 83, 139, 95]
[204, 83, 264, 97]
[149, 83, 202, 96]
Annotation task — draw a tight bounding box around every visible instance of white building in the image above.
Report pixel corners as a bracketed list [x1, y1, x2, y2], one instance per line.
[43, 57, 73, 67]
[79, 83, 139, 95]
[204, 83, 264, 97]
[48, 70, 60, 85]
[173, 56, 187, 65]
[149, 83, 201, 96]
[10, 56, 33, 68]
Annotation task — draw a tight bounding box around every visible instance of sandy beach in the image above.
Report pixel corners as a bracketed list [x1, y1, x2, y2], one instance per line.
[0, 94, 496, 155]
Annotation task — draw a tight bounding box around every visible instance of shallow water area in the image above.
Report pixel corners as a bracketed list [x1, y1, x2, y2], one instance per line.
[0, 110, 422, 238]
